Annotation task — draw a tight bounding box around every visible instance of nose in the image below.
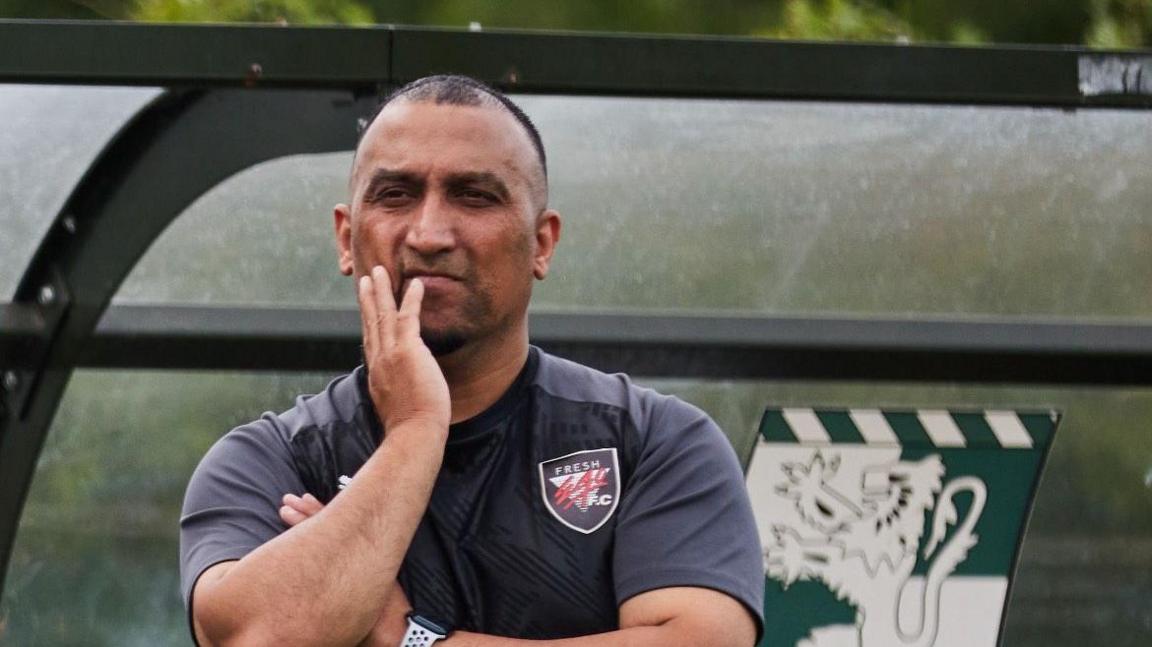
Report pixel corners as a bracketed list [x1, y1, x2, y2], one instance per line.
[404, 192, 456, 255]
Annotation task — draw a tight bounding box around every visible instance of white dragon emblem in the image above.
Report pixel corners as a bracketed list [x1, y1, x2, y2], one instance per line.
[764, 452, 987, 647]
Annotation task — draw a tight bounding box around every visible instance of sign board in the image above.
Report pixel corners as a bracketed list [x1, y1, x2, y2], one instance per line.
[747, 407, 1058, 647]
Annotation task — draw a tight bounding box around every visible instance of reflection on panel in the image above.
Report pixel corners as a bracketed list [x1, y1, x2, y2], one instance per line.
[113, 152, 354, 307]
[1, 369, 1149, 645]
[115, 97, 1152, 319]
[0, 85, 160, 296]
[0, 370, 338, 647]
[534, 97, 1152, 318]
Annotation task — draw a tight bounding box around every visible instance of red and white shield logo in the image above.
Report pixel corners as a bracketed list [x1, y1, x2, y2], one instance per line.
[538, 448, 620, 534]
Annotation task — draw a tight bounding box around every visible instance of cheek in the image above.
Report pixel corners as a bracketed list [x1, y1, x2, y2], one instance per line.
[489, 230, 539, 294]
[486, 229, 535, 277]
[352, 219, 402, 265]
[499, 221, 536, 259]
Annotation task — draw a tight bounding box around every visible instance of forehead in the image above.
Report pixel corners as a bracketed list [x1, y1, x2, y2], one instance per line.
[352, 101, 538, 188]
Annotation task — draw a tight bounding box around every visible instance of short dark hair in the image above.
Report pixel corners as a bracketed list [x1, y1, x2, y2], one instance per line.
[358, 75, 547, 180]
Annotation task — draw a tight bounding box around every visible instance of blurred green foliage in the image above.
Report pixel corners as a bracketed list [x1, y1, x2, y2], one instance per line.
[0, 0, 1149, 47]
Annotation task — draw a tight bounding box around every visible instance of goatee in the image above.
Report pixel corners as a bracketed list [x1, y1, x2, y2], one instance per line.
[421, 330, 467, 357]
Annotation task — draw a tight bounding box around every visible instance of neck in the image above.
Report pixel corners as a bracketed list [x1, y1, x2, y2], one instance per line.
[437, 319, 530, 424]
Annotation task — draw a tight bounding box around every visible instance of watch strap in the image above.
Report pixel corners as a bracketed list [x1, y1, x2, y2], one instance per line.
[400, 613, 451, 646]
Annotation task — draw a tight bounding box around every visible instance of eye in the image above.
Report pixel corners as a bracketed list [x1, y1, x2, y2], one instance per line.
[368, 186, 415, 207]
[456, 188, 499, 206]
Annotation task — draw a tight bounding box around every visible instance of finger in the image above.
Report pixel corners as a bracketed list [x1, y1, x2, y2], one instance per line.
[299, 493, 324, 515]
[283, 493, 320, 517]
[281, 494, 309, 516]
[279, 505, 309, 527]
[357, 274, 379, 359]
[393, 584, 411, 609]
[382, 582, 411, 615]
[371, 265, 397, 314]
[371, 265, 398, 344]
[395, 277, 424, 341]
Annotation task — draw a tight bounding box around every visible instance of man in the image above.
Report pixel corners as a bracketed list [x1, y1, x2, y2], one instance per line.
[180, 75, 763, 646]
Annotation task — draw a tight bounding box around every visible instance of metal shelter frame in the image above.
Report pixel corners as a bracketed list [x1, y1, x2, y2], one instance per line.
[1, 18, 1150, 599]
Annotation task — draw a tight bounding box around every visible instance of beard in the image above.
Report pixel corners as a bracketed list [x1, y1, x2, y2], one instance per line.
[420, 329, 467, 357]
[415, 279, 497, 357]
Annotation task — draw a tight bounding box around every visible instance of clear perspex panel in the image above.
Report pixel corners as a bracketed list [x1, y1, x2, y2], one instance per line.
[1, 94, 1149, 646]
[0, 85, 159, 296]
[113, 96, 1152, 320]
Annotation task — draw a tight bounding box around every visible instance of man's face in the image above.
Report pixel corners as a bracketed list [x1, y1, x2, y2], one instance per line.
[334, 100, 559, 356]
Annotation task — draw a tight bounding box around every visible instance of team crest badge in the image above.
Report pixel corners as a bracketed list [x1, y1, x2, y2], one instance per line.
[748, 407, 1058, 647]
[539, 448, 620, 534]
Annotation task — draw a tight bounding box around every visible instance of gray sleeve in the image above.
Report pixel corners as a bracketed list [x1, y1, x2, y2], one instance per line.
[612, 398, 765, 640]
[178, 415, 306, 609]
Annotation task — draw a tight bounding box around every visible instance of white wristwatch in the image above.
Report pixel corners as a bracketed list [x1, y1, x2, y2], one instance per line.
[400, 612, 452, 646]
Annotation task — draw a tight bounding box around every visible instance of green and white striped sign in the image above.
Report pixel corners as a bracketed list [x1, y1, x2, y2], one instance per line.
[747, 407, 1058, 647]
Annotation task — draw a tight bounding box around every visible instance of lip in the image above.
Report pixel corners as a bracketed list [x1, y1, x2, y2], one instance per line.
[403, 273, 461, 290]
[404, 272, 460, 281]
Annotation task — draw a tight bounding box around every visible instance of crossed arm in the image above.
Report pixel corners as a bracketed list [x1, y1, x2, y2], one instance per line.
[189, 267, 756, 647]
[271, 494, 756, 647]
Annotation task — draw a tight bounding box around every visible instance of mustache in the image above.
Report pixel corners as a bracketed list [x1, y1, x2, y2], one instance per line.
[396, 259, 467, 282]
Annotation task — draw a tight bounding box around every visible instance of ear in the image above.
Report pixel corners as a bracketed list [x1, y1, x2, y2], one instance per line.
[334, 203, 354, 276]
[532, 209, 562, 280]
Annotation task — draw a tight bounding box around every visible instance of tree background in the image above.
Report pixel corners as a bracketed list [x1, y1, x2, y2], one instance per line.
[0, 0, 1150, 48]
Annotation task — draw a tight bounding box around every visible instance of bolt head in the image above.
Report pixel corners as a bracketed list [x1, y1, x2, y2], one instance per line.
[37, 285, 56, 305]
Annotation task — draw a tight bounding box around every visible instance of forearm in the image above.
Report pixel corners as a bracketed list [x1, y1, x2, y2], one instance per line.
[195, 420, 446, 647]
[443, 624, 745, 647]
[445, 627, 662, 647]
[385, 587, 755, 647]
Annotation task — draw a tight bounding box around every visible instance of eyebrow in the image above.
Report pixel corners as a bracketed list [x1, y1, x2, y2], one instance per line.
[362, 168, 512, 203]
[362, 169, 424, 198]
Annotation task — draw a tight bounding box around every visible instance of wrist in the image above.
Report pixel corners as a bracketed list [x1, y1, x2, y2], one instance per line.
[400, 612, 453, 646]
[384, 418, 450, 442]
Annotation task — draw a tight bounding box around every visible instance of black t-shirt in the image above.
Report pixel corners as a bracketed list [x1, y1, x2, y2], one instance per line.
[180, 347, 764, 640]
